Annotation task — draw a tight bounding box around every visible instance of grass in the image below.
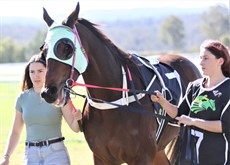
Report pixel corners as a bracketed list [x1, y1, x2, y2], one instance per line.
[0, 81, 94, 165]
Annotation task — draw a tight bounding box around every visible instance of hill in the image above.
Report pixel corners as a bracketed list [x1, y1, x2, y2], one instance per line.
[1, 7, 206, 45]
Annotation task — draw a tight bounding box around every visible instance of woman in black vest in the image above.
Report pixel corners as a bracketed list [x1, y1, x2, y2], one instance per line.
[151, 39, 230, 165]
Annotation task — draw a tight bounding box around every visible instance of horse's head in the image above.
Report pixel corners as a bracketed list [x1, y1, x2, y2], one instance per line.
[41, 2, 88, 106]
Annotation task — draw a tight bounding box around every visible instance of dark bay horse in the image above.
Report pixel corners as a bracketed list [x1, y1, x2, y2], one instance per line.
[40, 3, 201, 165]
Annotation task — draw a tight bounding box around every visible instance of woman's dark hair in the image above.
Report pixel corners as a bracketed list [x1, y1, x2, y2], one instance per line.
[21, 53, 46, 91]
[201, 40, 230, 77]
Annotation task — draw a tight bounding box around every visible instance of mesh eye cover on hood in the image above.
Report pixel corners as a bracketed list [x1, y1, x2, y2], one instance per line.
[45, 23, 88, 74]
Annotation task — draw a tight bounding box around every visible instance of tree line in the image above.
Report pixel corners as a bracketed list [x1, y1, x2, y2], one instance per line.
[0, 5, 229, 63]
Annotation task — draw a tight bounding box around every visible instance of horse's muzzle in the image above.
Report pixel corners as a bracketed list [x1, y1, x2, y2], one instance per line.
[41, 86, 58, 103]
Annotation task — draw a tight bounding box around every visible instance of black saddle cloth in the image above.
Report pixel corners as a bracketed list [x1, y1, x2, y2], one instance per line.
[131, 54, 182, 114]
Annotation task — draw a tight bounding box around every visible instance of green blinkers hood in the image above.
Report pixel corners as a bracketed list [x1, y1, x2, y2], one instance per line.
[45, 22, 88, 74]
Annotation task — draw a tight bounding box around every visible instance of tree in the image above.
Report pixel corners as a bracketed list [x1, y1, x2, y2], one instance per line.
[0, 38, 26, 63]
[220, 35, 230, 48]
[26, 29, 47, 59]
[200, 5, 229, 40]
[158, 15, 185, 50]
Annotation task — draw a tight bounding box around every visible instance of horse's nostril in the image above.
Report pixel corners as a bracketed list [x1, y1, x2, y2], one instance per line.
[49, 86, 58, 95]
[41, 91, 46, 98]
[41, 86, 58, 103]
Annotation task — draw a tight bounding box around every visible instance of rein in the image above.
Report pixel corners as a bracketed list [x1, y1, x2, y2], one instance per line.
[64, 85, 178, 124]
[68, 81, 153, 95]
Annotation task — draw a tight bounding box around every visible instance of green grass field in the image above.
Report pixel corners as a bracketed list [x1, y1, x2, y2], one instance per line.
[0, 82, 94, 164]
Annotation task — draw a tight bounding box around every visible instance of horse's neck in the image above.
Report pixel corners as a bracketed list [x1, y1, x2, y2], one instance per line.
[82, 57, 123, 100]
[80, 35, 122, 99]
[83, 45, 121, 79]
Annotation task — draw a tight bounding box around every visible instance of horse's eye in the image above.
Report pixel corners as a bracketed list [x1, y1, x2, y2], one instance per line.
[54, 38, 75, 60]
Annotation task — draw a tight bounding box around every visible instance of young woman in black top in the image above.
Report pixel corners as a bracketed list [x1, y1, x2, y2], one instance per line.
[151, 40, 230, 165]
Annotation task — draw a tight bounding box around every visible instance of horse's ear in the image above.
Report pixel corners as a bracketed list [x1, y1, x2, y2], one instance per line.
[40, 51, 46, 61]
[43, 7, 54, 27]
[66, 2, 80, 28]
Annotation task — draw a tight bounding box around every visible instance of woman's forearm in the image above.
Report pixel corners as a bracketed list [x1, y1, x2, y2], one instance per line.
[176, 115, 222, 133]
[3, 111, 24, 159]
[71, 119, 81, 133]
[151, 91, 178, 118]
[3, 130, 21, 159]
[192, 118, 222, 133]
[160, 101, 178, 118]
[62, 103, 82, 133]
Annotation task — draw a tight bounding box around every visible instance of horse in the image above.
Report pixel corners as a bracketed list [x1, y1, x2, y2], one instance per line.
[40, 2, 202, 165]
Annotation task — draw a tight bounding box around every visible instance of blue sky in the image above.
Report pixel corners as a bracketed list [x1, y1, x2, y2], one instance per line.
[0, 0, 229, 18]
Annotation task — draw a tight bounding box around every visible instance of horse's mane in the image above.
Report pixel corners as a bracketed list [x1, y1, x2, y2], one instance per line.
[77, 18, 137, 67]
[77, 18, 144, 81]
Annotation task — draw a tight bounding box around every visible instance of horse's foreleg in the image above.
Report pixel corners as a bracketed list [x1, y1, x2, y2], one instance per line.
[153, 150, 170, 165]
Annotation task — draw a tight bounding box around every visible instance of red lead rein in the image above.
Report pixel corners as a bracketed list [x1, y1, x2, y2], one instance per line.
[68, 99, 77, 112]
[70, 65, 132, 92]
[72, 81, 130, 92]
